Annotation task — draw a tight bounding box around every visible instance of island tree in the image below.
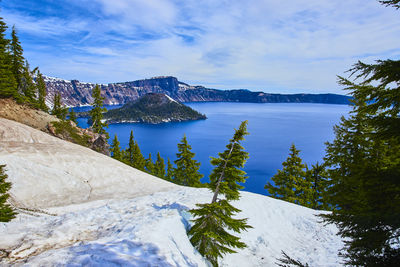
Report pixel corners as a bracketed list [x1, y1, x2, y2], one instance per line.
[188, 121, 252, 267]
[89, 85, 108, 137]
[173, 135, 203, 187]
[0, 164, 17, 222]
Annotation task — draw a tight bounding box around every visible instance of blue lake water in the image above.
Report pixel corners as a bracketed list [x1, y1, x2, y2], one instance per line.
[74, 102, 351, 196]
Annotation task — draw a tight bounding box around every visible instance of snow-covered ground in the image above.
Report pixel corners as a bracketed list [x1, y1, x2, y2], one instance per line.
[0, 118, 343, 266]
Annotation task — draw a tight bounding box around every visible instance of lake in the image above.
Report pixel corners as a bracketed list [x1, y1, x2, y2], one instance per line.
[74, 102, 351, 196]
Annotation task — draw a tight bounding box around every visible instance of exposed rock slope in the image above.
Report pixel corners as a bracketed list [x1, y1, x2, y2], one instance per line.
[44, 76, 351, 106]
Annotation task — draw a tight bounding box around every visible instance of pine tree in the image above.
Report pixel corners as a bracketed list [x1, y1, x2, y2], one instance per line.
[0, 164, 17, 222]
[265, 144, 311, 206]
[322, 69, 400, 266]
[36, 71, 48, 112]
[68, 108, 77, 124]
[51, 93, 68, 120]
[173, 135, 203, 187]
[306, 162, 329, 210]
[145, 153, 155, 174]
[154, 152, 166, 178]
[0, 17, 17, 99]
[133, 142, 146, 171]
[188, 121, 252, 267]
[110, 134, 122, 161]
[89, 85, 108, 136]
[21, 61, 36, 102]
[10, 26, 24, 96]
[166, 158, 174, 181]
[124, 131, 135, 166]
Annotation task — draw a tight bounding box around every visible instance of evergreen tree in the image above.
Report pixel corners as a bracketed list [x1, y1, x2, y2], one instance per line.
[124, 131, 135, 166]
[133, 142, 146, 171]
[36, 71, 48, 112]
[68, 108, 77, 124]
[188, 121, 252, 267]
[154, 152, 166, 178]
[145, 153, 155, 174]
[10, 26, 24, 96]
[21, 61, 36, 102]
[322, 66, 400, 266]
[0, 17, 17, 99]
[173, 135, 203, 187]
[265, 144, 311, 206]
[0, 164, 17, 222]
[110, 134, 122, 161]
[89, 85, 108, 136]
[379, 0, 400, 9]
[51, 93, 68, 120]
[166, 158, 174, 181]
[306, 162, 329, 210]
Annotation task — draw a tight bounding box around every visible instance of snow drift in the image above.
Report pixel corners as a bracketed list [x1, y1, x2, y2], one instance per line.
[0, 118, 343, 266]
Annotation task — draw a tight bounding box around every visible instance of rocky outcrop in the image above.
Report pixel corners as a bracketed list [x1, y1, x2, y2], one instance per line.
[44, 76, 351, 107]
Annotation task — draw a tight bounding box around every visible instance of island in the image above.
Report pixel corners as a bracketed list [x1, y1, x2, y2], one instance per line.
[102, 93, 207, 124]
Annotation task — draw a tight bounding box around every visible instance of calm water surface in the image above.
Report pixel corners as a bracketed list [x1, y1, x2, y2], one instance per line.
[74, 102, 350, 196]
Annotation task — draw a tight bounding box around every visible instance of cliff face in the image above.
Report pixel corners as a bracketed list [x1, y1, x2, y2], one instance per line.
[44, 76, 350, 106]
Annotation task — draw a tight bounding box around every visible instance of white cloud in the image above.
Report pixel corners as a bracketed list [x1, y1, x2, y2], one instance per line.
[4, 0, 400, 93]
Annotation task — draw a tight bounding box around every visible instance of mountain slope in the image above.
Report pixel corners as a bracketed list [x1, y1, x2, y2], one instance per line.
[102, 93, 206, 124]
[44, 76, 351, 106]
[0, 118, 343, 266]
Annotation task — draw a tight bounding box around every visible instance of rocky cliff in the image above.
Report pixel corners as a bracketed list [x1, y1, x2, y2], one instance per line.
[44, 76, 351, 107]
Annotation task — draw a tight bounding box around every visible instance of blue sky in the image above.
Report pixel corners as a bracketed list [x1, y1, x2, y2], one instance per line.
[1, 0, 399, 94]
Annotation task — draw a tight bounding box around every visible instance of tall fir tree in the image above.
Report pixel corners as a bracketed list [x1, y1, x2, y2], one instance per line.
[0, 16, 17, 99]
[68, 108, 77, 124]
[306, 162, 329, 210]
[124, 131, 135, 166]
[89, 85, 108, 137]
[0, 164, 17, 222]
[154, 152, 166, 178]
[265, 144, 311, 206]
[166, 158, 174, 181]
[51, 93, 68, 120]
[10, 26, 24, 96]
[188, 121, 252, 267]
[36, 71, 48, 112]
[145, 153, 155, 174]
[110, 135, 123, 161]
[21, 61, 36, 102]
[173, 135, 203, 187]
[322, 65, 400, 266]
[133, 142, 146, 171]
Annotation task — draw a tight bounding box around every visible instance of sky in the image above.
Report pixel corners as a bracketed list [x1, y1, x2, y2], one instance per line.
[1, 0, 399, 94]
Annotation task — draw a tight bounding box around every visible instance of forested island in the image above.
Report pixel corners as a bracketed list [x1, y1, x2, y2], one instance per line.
[101, 93, 207, 124]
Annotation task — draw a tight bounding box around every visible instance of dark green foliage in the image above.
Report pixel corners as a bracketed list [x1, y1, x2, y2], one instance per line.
[103, 93, 206, 124]
[0, 164, 17, 222]
[122, 131, 146, 171]
[89, 85, 108, 136]
[50, 121, 92, 147]
[145, 153, 155, 174]
[188, 121, 252, 266]
[68, 109, 77, 124]
[36, 71, 48, 112]
[21, 61, 36, 102]
[379, 0, 400, 8]
[0, 17, 17, 99]
[265, 144, 311, 206]
[110, 135, 123, 161]
[10, 26, 24, 94]
[173, 135, 203, 187]
[132, 142, 146, 171]
[276, 251, 310, 267]
[306, 162, 330, 210]
[51, 93, 68, 120]
[322, 59, 400, 266]
[154, 152, 166, 178]
[166, 158, 174, 181]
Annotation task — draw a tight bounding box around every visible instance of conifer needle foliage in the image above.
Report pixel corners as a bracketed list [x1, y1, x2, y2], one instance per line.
[0, 164, 17, 222]
[188, 121, 252, 267]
